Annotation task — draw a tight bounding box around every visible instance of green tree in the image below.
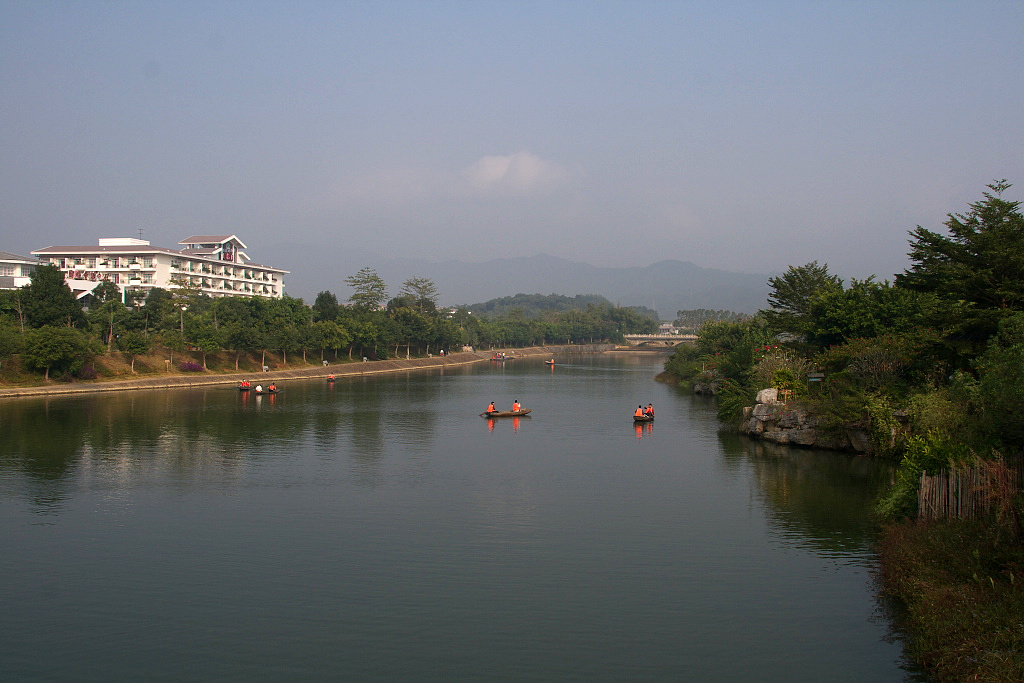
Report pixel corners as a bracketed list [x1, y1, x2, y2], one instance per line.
[309, 320, 351, 361]
[898, 180, 1024, 344]
[807, 278, 936, 349]
[118, 330, 151, 373]
[312, 290, 340, 321]
[91, 280, 122, 304]
[188, 317, 223, 369]
[973, 312, 1024, 448]
[22, 326, 96, 380]
[398, 276, 440, 315]
[143, 288, 177, 331]
[0, 318, 24, 359]
[21, 265, 86, 328]
[674, 309, 744, 331]
[89, 296, 128, 352]
[0, 289, 27, 332]
[345, 267, 388, 311]
[762, 261, 843, 340]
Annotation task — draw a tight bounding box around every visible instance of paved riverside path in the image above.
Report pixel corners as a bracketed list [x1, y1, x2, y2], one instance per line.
[0, 346, 579, 399]
[0, 352, 488, 399]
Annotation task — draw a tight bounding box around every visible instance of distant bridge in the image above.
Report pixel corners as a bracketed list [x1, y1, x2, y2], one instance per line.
[623, 334, 697, 347]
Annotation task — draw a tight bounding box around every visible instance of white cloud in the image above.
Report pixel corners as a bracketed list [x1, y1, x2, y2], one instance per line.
[462, 152, 566, 195]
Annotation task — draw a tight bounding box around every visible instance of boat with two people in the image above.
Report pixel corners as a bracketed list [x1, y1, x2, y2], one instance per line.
[481, 399, 531, 418]
[633, 403, 655, 422]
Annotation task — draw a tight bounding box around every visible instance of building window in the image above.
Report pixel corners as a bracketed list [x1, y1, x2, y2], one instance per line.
[0, 265, 14, 276]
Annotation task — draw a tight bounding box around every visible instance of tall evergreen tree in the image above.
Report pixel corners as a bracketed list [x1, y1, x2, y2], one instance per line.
[762, 261, 842, 340]
[898, 180, 1024, 342]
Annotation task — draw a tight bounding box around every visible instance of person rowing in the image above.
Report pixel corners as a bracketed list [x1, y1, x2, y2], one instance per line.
[634, 405, 644, 418]
[486, 401, 497, 413]
[512, 400, 521, 412]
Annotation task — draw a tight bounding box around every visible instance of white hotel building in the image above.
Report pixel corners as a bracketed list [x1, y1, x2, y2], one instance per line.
[32, 235, 288, 300]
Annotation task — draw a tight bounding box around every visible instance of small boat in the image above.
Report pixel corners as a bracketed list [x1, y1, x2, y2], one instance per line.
[480, 409, 532, 418]
[327, 377, 336, 383]
[255, 388, 280, 394]
[544, 360, 555, 365]
[239, 385, 251, 391]
[633, 414, 654, 422]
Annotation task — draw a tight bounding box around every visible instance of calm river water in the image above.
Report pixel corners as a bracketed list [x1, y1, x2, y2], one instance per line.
[0, 353, 917, 681]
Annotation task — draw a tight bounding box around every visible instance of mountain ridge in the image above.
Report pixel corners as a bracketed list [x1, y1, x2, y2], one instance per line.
[266, 242, 771, 317]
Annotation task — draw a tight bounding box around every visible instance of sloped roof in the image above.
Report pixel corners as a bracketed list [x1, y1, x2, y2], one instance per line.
[178, 235, 247, 248]
[0, 251, 39, 262]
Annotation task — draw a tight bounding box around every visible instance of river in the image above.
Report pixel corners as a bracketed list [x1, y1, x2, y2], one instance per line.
[0, 353, 918, 681]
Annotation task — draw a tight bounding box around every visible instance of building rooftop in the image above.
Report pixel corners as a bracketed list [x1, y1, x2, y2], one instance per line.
[0, 251, 38, 262]
[179, 235, 247, 248]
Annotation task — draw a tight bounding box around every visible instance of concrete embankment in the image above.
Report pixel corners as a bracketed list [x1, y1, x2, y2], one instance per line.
[0, 345, 609, 399]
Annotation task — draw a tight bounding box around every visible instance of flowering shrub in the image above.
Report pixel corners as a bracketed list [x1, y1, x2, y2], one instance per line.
[179, 361, 204, 372]
[75, 363, 98, 380]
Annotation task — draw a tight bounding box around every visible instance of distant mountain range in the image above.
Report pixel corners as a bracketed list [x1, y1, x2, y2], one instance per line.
[267, 243, 770, 318]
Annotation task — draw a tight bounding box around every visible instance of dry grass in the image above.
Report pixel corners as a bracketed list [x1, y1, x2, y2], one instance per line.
[878, 519, 1024, 681]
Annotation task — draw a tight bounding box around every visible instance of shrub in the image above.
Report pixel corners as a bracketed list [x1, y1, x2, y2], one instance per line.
[179, 361, 204, 372]
[877, 431, 974, 519]
[716, 379, 756, 423]
[75, 363, 98, 380]
[904, 385, 973, 441]
[748, 347, 815, 395]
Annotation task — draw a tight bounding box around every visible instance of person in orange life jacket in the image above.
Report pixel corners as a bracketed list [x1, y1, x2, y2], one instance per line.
[487, 401, 496, 413]
[645, 404, 654, 417]
[512, 400, 521, 412]
[635, 405, 644, 417]
[269, 383, 277, 392]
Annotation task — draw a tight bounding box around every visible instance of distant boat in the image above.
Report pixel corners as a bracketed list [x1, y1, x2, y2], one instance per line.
[544, 360, 555, 365]
[480, 409, 532, 418]
[633, 414, 654, 423]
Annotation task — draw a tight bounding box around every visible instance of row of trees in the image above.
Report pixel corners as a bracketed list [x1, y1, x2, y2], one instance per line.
[665, 180, 1024, 517]
[0, 263, 659, 380]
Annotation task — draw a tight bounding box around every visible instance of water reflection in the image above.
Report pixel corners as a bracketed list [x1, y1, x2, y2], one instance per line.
[722, 433, 895, 561]
[0, 375, 448, 509]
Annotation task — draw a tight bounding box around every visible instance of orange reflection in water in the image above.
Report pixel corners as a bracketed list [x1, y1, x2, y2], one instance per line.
[634, 422, 654, 439]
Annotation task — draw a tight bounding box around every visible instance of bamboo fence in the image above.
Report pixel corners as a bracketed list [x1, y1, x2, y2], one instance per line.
[918, 455, 1023, 521]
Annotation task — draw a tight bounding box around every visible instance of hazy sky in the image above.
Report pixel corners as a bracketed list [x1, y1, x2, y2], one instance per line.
[2, 0, 1022, 283]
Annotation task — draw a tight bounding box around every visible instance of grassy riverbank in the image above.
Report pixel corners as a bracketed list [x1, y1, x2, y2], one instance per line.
[0, 345, 578, 397]
[877, 519, 1024, 681]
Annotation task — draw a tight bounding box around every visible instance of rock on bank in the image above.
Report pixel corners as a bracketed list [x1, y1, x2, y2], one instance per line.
[740, 388, 874, 454]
